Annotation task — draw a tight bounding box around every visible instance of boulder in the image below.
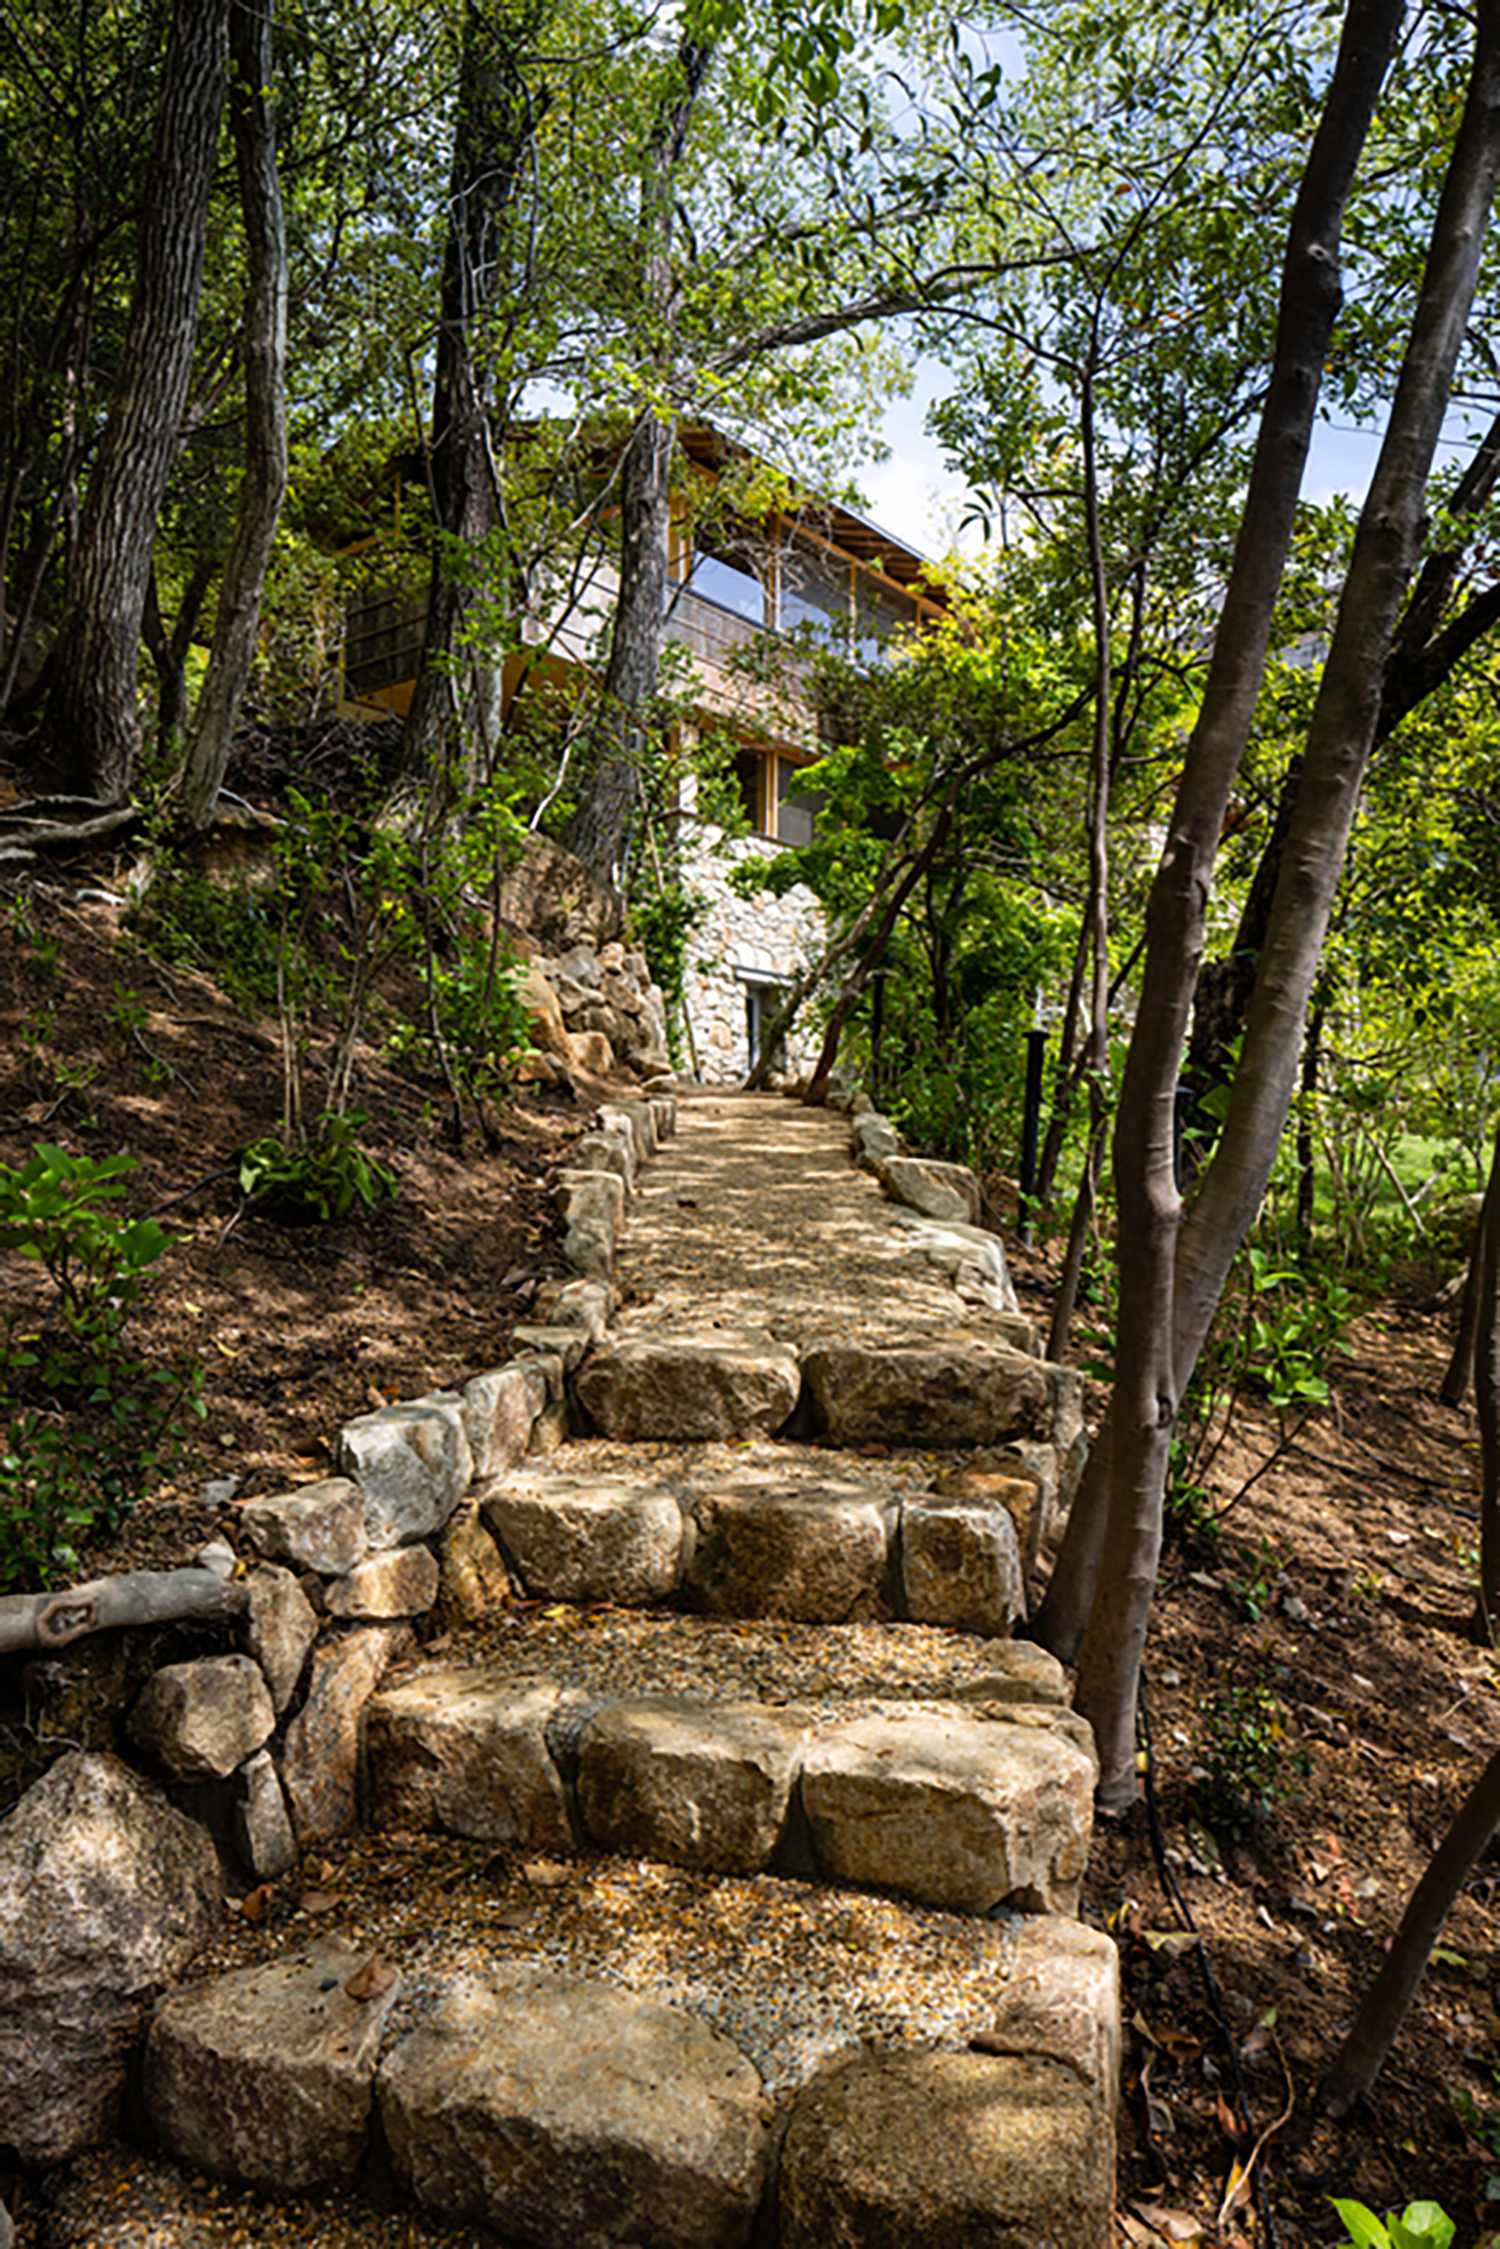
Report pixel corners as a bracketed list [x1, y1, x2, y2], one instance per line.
[499, 836, 622, 949]
[0, 1752, 221, 2164]
[884, 1208, 1021, 1316]
[436, 1502, 514, 1625]
[239, 1477, 367, 1575]
[943, 1637, 1067, 1706]
[876, 1154, 983, 1225]
[233, 1748, 299, 1881]
[482, 1468, 684, 1605]
[554, 1170, 625, 1280]
[778, 2047, 1114, 2249]
[244, 1564, 320, 1713]
[599, 1099, 657, 1163]
[565, 1127, 636, 1197]
[462, 1360, 549, 1479]
[569, 1029, 616, 1076]
[800, 1710, 1094, 1916]
[378, 1967, 770, 2249]
[146, 1939, 402, 2193]
[684, 1486, 893, 1622]
[280, 1624, 410, 1845]
[575, 1329, 800, 1442]
[932, 1456, 1049, 1583]
[364, 1672, 574, 1852]
[508, 1322, 591, 1371]
[851, 1113, 900, 1166]
[514, 963, 575, 1061]
[324, 1543, 439, 1619]
[338, 1397, 473, 1550]
[899, 1491, 1025, 1636]
[578, 1698, 813, 1873]
[532, 1276, 612, 1338]
[801, 1338, 1049, 1450]
[128, 1654, 276, 1782]
[972, 1913, 1120, 2100]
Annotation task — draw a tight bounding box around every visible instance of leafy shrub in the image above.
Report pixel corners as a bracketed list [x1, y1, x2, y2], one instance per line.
[1194, 1677, 1309, 1840]
[237, 1111, 397, 1223]
[0, 1145, 202, 1592]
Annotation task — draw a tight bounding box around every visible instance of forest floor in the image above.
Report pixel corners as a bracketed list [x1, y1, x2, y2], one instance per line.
[1, 858, 1498, 2246]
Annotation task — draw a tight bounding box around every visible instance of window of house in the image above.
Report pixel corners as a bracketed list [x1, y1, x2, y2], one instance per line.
[853, 576, 919, 666]
[685, 531, 768, 625]
[775, 758, 824, 848]
[777, 535, 850, 643]
[731, 746, 822, 844]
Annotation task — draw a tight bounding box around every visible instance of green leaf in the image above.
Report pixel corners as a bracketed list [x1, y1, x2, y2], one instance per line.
[1329, 2201, 1390, 2248]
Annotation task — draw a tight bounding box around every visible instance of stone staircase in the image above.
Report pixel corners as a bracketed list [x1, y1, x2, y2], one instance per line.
[52, 1090, 1120, 2248]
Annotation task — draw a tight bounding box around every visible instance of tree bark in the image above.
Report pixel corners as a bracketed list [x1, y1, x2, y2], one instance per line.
[1322, 1741, 1500, 2114]
[173, 0, 289, 831]
[559, 403, 678, 887]
[399, 0, 548, 799]
[1035, 0, 1406, 1749]
[0, 1566, 248, 1654]
[39, 0, 229, 803]
[1069, 0, 1500, 1808]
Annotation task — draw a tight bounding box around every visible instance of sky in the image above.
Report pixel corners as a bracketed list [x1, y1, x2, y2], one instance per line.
[858, 370, 1488, 564]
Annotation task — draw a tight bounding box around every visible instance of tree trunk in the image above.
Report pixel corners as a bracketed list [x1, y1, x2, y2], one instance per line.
[399, 0, 548, 799]
[1035, 0, 1405, 1733]
[39, 0, 229, 804]
[559, 404, 677, 887]
[173, 0, 289, 831]
[1322, 1741, 1500, 2114]
[143, 554, 215, 761]
[1440, 1124, 1500, 1406]
[1070, 0, 1500, 1809]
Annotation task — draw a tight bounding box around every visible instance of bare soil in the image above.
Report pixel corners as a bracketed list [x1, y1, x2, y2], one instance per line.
[1, 845, 1499, 2243]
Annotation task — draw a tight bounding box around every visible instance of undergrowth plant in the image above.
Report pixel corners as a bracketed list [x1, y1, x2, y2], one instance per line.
[1328, 2199, 1454, 2249]
[0, 1145, 203, 1592]
[1194, 1673, 1308, 1840]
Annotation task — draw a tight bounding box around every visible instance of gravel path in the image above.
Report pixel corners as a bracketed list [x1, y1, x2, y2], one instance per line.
[614, 1089, 1014, 1348]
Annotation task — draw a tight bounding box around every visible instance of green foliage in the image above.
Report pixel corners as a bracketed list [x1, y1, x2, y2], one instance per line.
[633, 882, 710, 1072]
[0, 1145, 202, 1593]
[237, 1112, 397, 1224]
[0, 1144, 172, 1359]
[131, 864, 285, 1016]
[1327, 2199, 1455, 2249]
[1194, 1675, 1308, 1840]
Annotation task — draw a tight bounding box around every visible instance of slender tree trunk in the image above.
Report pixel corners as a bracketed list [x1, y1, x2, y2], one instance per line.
[1035, 0, 1405, 1714]
[143, 554, 215, 759]
[1070, 1, 1500, 1809]
[1295, 996, 1326, 1242]
[1440, 1124, 1499, 1406]
[560, 404, 677, 887]
[1322, 1742, 1500, 2114]
[400, 0, 547, 798]
[39, 0, 229, 803]
[1475, 1110, 1500, 1639]
[173, 0, 288, 831]
[559, 34, 712, 887]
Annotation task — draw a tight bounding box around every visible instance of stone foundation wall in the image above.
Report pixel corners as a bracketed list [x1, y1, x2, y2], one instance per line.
[679, 827, 825, 1083]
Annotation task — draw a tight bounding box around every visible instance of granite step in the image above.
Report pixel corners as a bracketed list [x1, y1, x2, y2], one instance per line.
[362, 1625, 1096, 1919]
[134, 1868, 1118, 2249]
[476, 1436, 1054, 1634]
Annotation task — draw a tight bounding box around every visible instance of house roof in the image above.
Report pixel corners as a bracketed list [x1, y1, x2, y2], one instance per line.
[675, 424, 947, 602]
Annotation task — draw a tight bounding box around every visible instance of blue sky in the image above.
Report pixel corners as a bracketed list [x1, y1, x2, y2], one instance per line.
[859, 373, 1487, 563]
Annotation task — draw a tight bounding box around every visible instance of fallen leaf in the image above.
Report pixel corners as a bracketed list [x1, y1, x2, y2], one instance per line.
[298, 1888, 343, 1914]
[344, 1955, 397, 2002]
[520, 1858, 571, 1889]
[1215, 2091, 1243, 2142]
[1141, 1929, 1197, 1957]
[240, 1883, 273, 1923]
[492, 1903, 540, 1929]
[1128, 2202, 1205, 2244]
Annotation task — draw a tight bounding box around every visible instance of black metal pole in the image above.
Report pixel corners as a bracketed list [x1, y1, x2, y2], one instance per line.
[1018, 1026, 1046, 1244]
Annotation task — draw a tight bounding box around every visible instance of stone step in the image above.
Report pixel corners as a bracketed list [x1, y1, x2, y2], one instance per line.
[574, 1324, 1083, 1464]
[477, 1436, 1054, 1634]
[363, 1624, 1095, 1920]
[134, 1866, 1118, 2249]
